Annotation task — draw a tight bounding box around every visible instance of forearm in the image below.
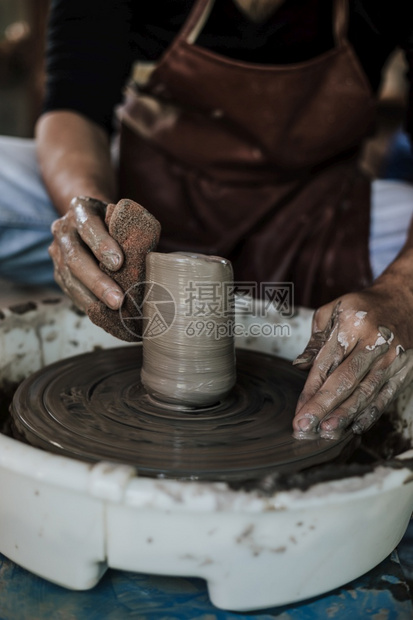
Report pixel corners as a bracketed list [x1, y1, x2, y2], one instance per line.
[35, 111, 116, 215]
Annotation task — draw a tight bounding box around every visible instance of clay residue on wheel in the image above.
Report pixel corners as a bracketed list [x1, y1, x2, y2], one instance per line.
[9, 301, 37, 315]
[41, 298, 63, 305]
[0, 380, 21, 435]
[230, 404, 413, 494]
[87, 199, 161, 341]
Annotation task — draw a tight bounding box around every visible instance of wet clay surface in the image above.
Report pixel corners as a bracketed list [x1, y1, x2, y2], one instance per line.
[87, 199, 161, 342]
[10, 347, 356, 482]
[230, 406, 413, 494]
[142, 252, 236, 407]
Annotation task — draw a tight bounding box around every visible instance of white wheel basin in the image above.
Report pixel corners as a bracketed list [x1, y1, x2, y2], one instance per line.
[0, 298, 412, 612]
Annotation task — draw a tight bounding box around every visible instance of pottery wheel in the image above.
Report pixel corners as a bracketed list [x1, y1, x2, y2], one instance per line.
[10, 347, 354, 481]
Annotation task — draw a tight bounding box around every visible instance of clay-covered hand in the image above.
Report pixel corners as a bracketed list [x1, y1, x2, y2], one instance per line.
[49, 196, 124, 312]
[292, 288, 413, 439]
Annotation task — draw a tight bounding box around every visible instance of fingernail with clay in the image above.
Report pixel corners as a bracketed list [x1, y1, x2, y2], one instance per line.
[293, 355, 314, 366]
[352, 406, 379, 435]
[320, 416, 347, 440]
[293, 415, 319, 439]
[103, 289, 123, 310]
[351, 421, 364, 435]
[102, 251, 121, 270]
[378, 326, 393, 342]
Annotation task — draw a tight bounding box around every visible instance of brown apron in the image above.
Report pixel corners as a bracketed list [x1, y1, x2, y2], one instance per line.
[118, 0, 375, 308]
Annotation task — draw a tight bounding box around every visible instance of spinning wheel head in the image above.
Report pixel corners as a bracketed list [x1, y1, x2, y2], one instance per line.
[10, 347, 354, 481]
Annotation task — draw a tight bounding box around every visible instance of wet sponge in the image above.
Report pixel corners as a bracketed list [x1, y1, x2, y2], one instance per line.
[87, 198, 161, 341]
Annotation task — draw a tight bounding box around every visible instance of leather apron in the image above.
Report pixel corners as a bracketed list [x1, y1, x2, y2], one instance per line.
[117, 0, 375, 308]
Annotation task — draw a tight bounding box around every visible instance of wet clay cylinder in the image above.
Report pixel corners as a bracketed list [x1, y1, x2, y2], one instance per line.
[141, 252, 236, 407]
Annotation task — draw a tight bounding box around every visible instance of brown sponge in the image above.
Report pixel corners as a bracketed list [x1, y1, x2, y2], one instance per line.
[87, 199, 161, 341]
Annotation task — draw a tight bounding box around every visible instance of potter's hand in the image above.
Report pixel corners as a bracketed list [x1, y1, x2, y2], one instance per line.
[292, 289, 413, 439]
[49, 196, 124, 312]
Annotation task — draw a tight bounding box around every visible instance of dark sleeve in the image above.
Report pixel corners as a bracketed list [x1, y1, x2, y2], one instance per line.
[43, 0, 135, 134]
[403, 46, 413, 150]
[354, 1, 413, 149]
[391, 0, 413, 148]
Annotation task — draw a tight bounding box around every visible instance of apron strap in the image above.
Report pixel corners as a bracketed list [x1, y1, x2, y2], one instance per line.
[334, 0, 349, 47]
[179, 0, 215, 45]
[132, 0, 214, 87]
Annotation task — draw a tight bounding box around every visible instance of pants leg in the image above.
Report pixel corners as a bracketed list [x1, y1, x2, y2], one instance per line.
[370, 179, 413, 279]
[382, 130, 413, 184]
[0, 136, 58, 286]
